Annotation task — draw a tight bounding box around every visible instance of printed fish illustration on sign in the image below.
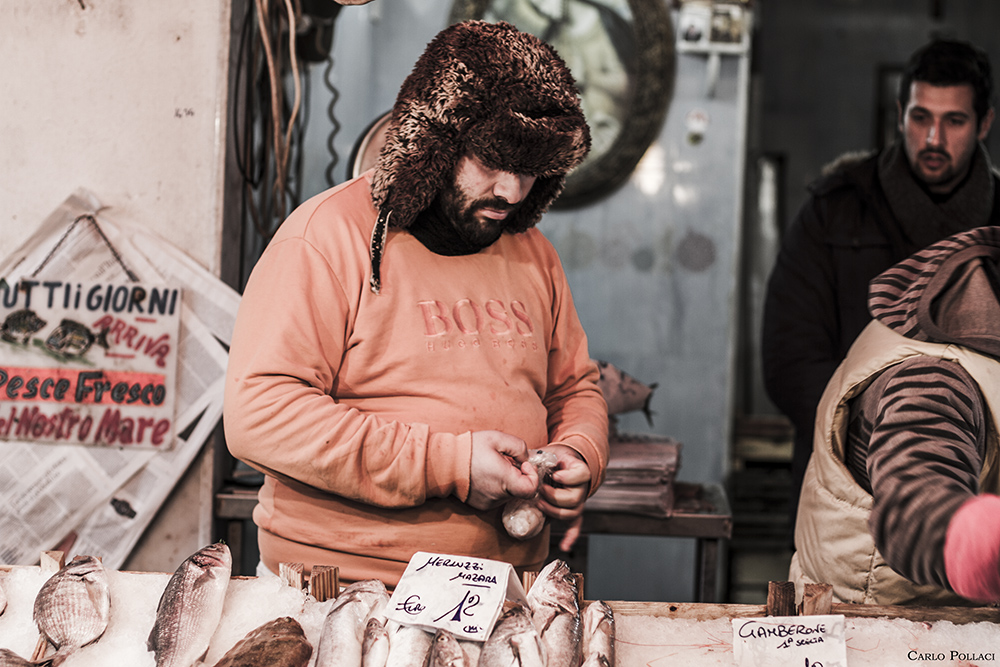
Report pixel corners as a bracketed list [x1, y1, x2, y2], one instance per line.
[32, 555, 111, 666]
[43, 319, 110, 359]
[208, 616, 313, 667]
[0, 309, 46, 345]
[147, 542, 232, 667]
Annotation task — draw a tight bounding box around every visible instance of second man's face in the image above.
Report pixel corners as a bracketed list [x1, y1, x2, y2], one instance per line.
[438, 153, 538, 249]
[898, 81, 994, 195]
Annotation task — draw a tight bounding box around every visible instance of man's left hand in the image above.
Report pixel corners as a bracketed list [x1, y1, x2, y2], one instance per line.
[534, 444, 590, 521]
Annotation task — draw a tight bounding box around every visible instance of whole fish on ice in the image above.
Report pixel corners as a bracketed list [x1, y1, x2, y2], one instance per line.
[478, 603, 545, 667]
[209, 616, 312, 667]
[384, 621, 433, 667]
[147, 542, 232, 667]
[32, 555, 111, 666]
[526, 560, 581, 667]
[427, 628, 467, 667]
[580, 600, 615, 666]
[362, 617, 389, 667]
[314, 579, 389, 667]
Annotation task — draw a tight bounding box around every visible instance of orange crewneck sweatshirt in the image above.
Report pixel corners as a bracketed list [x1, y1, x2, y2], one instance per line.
[224, 172, 608, 585]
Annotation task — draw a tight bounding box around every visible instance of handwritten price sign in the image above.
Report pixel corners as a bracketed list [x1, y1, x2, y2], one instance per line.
[732, 615, 847, 667]
[385, 552, 529, 642]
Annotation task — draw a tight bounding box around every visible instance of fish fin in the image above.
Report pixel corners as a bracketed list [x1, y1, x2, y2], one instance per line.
[45, 646, 74, 667]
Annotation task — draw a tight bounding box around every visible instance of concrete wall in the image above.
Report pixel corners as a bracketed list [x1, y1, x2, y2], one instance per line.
[0, 1, 233, 572]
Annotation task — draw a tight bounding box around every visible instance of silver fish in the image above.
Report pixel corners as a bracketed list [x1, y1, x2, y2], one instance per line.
[384, 622, 433, 667]
[427, 628, 466, 667]
[314, 579, 390, 667]
[147, 542, 232, 667]
[580, 600, 615, 667]
[457, 639, 480, 667]
[478, 603, 546, 667]
[526, 560, 581, 667]
[362, 617, 390, 667]
[32, 555, 111, 665]
[209, 616, 312, 667]
[596, 359, 658, 425]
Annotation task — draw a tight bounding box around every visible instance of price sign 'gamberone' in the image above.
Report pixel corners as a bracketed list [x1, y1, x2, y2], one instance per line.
[0, 278, 180, 449]
[732, 615, 847, 667]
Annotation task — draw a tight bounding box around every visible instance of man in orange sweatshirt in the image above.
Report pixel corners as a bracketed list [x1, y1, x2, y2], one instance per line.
[223, 20, 609, 586]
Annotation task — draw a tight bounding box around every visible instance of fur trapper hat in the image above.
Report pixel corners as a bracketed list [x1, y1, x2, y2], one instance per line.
[371, 20, 591, 234]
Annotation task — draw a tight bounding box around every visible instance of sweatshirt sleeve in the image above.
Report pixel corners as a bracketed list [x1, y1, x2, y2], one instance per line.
[223, 236, 471, 508]
[541, 251, 609, 493]
[865, 358, 988, 592]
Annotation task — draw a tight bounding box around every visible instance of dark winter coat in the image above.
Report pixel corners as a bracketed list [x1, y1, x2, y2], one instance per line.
[761, 144, 1000, 525]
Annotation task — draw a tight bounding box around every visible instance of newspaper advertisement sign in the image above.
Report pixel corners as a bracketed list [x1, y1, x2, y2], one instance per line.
[0, 278, 181, 449]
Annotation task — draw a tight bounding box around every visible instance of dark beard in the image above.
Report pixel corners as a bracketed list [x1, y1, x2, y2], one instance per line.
[408, 184, 517, 255]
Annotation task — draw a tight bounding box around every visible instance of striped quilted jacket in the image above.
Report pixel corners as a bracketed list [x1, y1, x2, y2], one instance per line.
[791, 226, 1000, 605]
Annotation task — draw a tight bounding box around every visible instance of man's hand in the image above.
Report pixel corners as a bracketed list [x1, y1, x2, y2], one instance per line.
[535, 444, 591, 551]
[534, 444, 590, 521]
[467, 430, 540, 510]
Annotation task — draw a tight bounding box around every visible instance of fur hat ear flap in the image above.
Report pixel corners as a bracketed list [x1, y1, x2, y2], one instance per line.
[371, 20, 591, 231]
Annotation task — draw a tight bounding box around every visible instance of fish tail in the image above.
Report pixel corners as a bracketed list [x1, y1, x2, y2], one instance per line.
[95, 328, 110, 349]
[642, 383, 658, 427]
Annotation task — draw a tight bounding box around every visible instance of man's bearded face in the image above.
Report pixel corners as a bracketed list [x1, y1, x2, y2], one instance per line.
[438, 153, 538, 249]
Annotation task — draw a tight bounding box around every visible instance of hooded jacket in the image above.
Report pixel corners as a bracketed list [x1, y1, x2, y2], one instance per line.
[791, 226, 1000, 605]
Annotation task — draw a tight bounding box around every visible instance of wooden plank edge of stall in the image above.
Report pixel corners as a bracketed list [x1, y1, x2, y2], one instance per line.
[602, 601, 1000, 624]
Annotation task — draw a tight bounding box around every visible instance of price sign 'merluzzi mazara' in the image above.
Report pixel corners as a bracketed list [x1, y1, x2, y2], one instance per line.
[0, 278, 181, 449]
[386, 552, 529, 642]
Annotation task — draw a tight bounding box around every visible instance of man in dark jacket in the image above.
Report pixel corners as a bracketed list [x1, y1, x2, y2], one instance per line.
[762, 38, 999, 529]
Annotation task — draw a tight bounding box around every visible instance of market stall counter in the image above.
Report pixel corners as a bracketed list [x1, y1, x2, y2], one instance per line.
[4, 545, 1000, 666]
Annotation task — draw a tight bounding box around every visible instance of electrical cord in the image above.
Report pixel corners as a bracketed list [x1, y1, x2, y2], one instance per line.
[232, 0, 310, 288]
[324, 54, 341, 187]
